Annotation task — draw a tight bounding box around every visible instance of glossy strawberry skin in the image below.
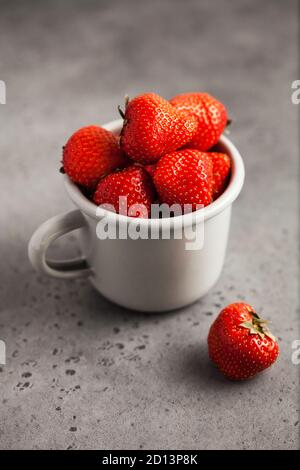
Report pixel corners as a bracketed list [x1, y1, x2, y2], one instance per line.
[209, 152, 231, 199]
[120, 93, 199, 164]
[170, 92, 228, 151]
[208, 303, 279, 381]
[63, 125, 127, 189]
[153, 149, 213, 210]
[93, 166, 156, 218]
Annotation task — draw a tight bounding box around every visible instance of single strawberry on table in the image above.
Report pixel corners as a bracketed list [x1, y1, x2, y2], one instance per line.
[209, 152, 231, 199]
[154, 149, 213, 210]
[170, 92, 228, 151]
[120, 93, 199, 164]
[93, 166, 156, 218]
[62, 125, 127, 189]
[208, 303, 279, 380]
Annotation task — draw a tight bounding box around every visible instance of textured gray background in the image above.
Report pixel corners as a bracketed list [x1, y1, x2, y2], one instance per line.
[0, 0, 299, 450]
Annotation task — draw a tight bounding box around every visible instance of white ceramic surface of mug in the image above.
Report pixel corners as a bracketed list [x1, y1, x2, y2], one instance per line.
[28, 119, 245, 312]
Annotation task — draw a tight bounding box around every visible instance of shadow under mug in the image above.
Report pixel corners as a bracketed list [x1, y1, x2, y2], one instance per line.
[28, 119, 245, 312]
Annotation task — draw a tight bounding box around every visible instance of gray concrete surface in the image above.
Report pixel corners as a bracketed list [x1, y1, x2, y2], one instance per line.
[0, 0, 299, 450]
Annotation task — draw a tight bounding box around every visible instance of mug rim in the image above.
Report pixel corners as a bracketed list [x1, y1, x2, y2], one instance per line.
[63, 118, 245, 228]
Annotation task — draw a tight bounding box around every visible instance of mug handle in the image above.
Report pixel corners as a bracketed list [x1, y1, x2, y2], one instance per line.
[28, 209, 93, 279]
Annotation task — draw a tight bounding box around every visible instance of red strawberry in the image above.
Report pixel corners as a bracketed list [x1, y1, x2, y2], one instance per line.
[153, 149, 213, 210]
[170, 92, 228, 151]
[208, 303, 279, 381]
[209, 152, 231, 199]
[120, 93, 199, 164]
[93, 166, 156, 218]
[63, 125, 127, 189]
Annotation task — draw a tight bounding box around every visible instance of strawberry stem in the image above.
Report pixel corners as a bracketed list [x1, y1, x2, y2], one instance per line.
[118, 105, 125, 119]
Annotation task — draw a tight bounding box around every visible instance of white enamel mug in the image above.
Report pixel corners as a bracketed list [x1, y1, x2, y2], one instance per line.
[28, 119, 244, 312]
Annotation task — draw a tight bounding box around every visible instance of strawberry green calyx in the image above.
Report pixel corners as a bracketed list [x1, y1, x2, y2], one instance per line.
[240, 311, 276, 342]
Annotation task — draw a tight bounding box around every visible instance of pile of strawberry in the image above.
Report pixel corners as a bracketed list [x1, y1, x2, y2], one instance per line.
[62, 92, 231, 217]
